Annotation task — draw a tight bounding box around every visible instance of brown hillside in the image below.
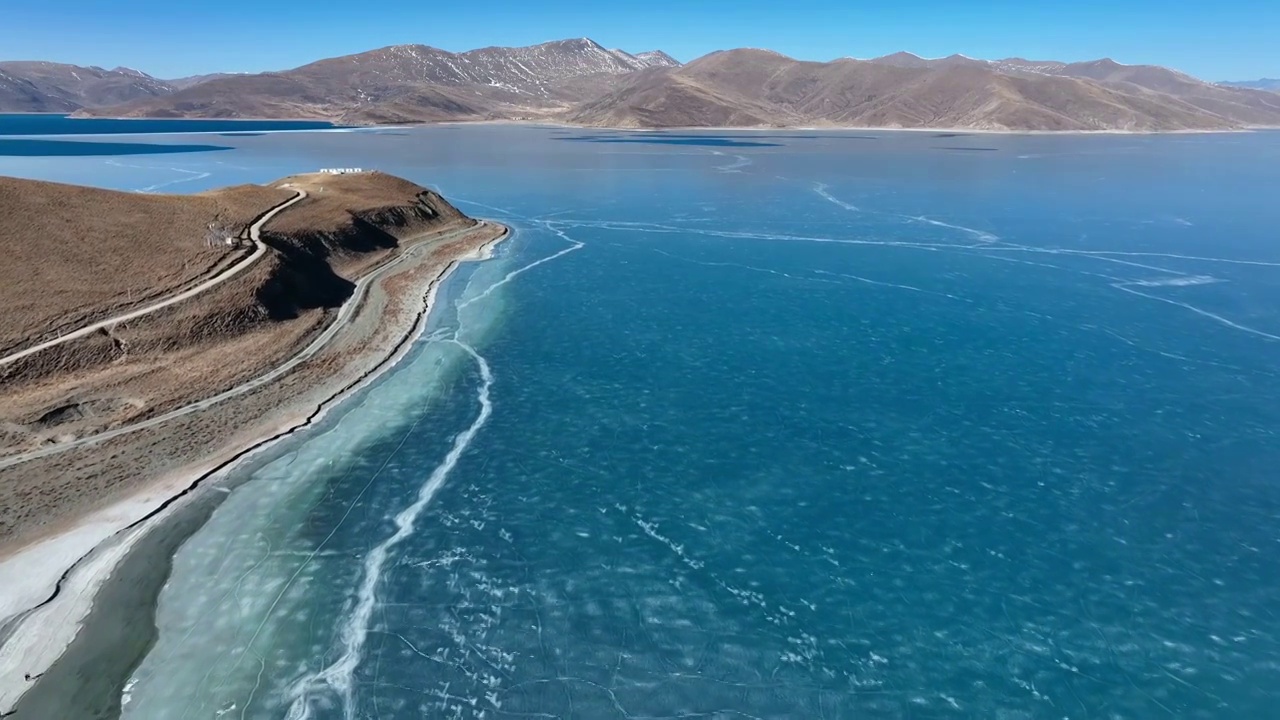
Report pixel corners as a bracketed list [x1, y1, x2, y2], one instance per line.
[54, 38, 1280, 131]
[0, 172, 478, 454]
[569, 68, 787, 128]
[0, 61, 174, 112]
[254, 172, 470, 319]
[568, 50, 1280, 131]
[75, 38, 666, 124]
[0, 177, 292, 356]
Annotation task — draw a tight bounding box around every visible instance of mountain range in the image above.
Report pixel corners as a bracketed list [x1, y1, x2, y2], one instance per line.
[1219, 79, 1280, 92]
[571, 50, 1280, 131]
[0, 62, 172, 112]
[3, 39, 1279, 132]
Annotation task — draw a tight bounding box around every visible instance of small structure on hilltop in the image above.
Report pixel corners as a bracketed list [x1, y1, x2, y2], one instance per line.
[319, 168, 366, 175]
[205, 220, 244, 249]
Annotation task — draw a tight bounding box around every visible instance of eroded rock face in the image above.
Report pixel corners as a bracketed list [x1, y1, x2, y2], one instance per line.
[256, 187, 468, 321]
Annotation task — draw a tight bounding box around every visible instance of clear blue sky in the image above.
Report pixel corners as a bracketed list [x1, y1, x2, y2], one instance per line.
[3, 0, 1276, 81]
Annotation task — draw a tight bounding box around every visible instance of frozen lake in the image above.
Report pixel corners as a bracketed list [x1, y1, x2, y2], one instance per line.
[6, 124, 1280, 718]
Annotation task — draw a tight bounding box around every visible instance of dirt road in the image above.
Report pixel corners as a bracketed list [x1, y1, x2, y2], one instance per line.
[0, 220, 496, 472]
[0, 189, 308, 369]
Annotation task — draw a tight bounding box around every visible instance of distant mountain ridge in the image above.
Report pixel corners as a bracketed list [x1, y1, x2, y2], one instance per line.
[1220, 79, 1280, 92]
[168, 72, 250, 90]
[867, 51, 987, 69]
[0, 67, 76, 112]
[570, 49, 1280, 131]
[290, 38, 661, 95]
[0, 61, 175, 111]
[634, 51, 681, 68]
[0, 39, 682, 116]
[855, 53, 1280, 128]
[4, 40, 1279, 132]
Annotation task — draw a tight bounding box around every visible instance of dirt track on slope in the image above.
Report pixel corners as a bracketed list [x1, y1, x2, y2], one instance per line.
[0, 171, 497, 550]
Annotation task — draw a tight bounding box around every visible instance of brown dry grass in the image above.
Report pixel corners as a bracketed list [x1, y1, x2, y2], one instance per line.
[0, 171, 496, 550]
[0, 171, 474, 463]
[568, 50, 1280, 131]
[0, 220, 501, 550]
[269, 171, 465, 234]
[0, 177, 291, 354]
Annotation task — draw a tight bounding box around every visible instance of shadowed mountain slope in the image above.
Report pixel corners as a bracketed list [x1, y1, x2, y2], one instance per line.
[0, 62, 174, 111]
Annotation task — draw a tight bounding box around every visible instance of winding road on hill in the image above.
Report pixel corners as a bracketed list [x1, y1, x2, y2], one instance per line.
[0, 188, 309, 369]
[0, 220, 501, 471]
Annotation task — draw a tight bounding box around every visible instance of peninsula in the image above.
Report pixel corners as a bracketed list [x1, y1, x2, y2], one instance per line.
[0, 171, 505, 713]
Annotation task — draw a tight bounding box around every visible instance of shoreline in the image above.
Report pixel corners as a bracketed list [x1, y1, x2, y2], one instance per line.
[0, 219, 509, 716]
[41, 115, 1280, 136]
[553, 121, 1279, 136]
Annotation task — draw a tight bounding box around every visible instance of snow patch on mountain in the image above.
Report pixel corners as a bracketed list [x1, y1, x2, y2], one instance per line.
[296, 39, 678, 98]
[634, 51, 682, 68]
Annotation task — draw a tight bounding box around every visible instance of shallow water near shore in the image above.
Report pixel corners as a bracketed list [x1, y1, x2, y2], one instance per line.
[6, 126, 1280, 718]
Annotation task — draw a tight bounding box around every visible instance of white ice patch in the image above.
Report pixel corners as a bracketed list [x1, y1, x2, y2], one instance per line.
[813, 269, 966, 301]
[1112, 283, 1280, 341]
[906, 215, 999, 243]
[105, 160, 213, 193]
[986, 246, 1280, 268]
[1129, 275, 1222, 287]
[458, 222, 583, 310]
[710, 151, 752, 173]
[813, 182, 859, 212]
